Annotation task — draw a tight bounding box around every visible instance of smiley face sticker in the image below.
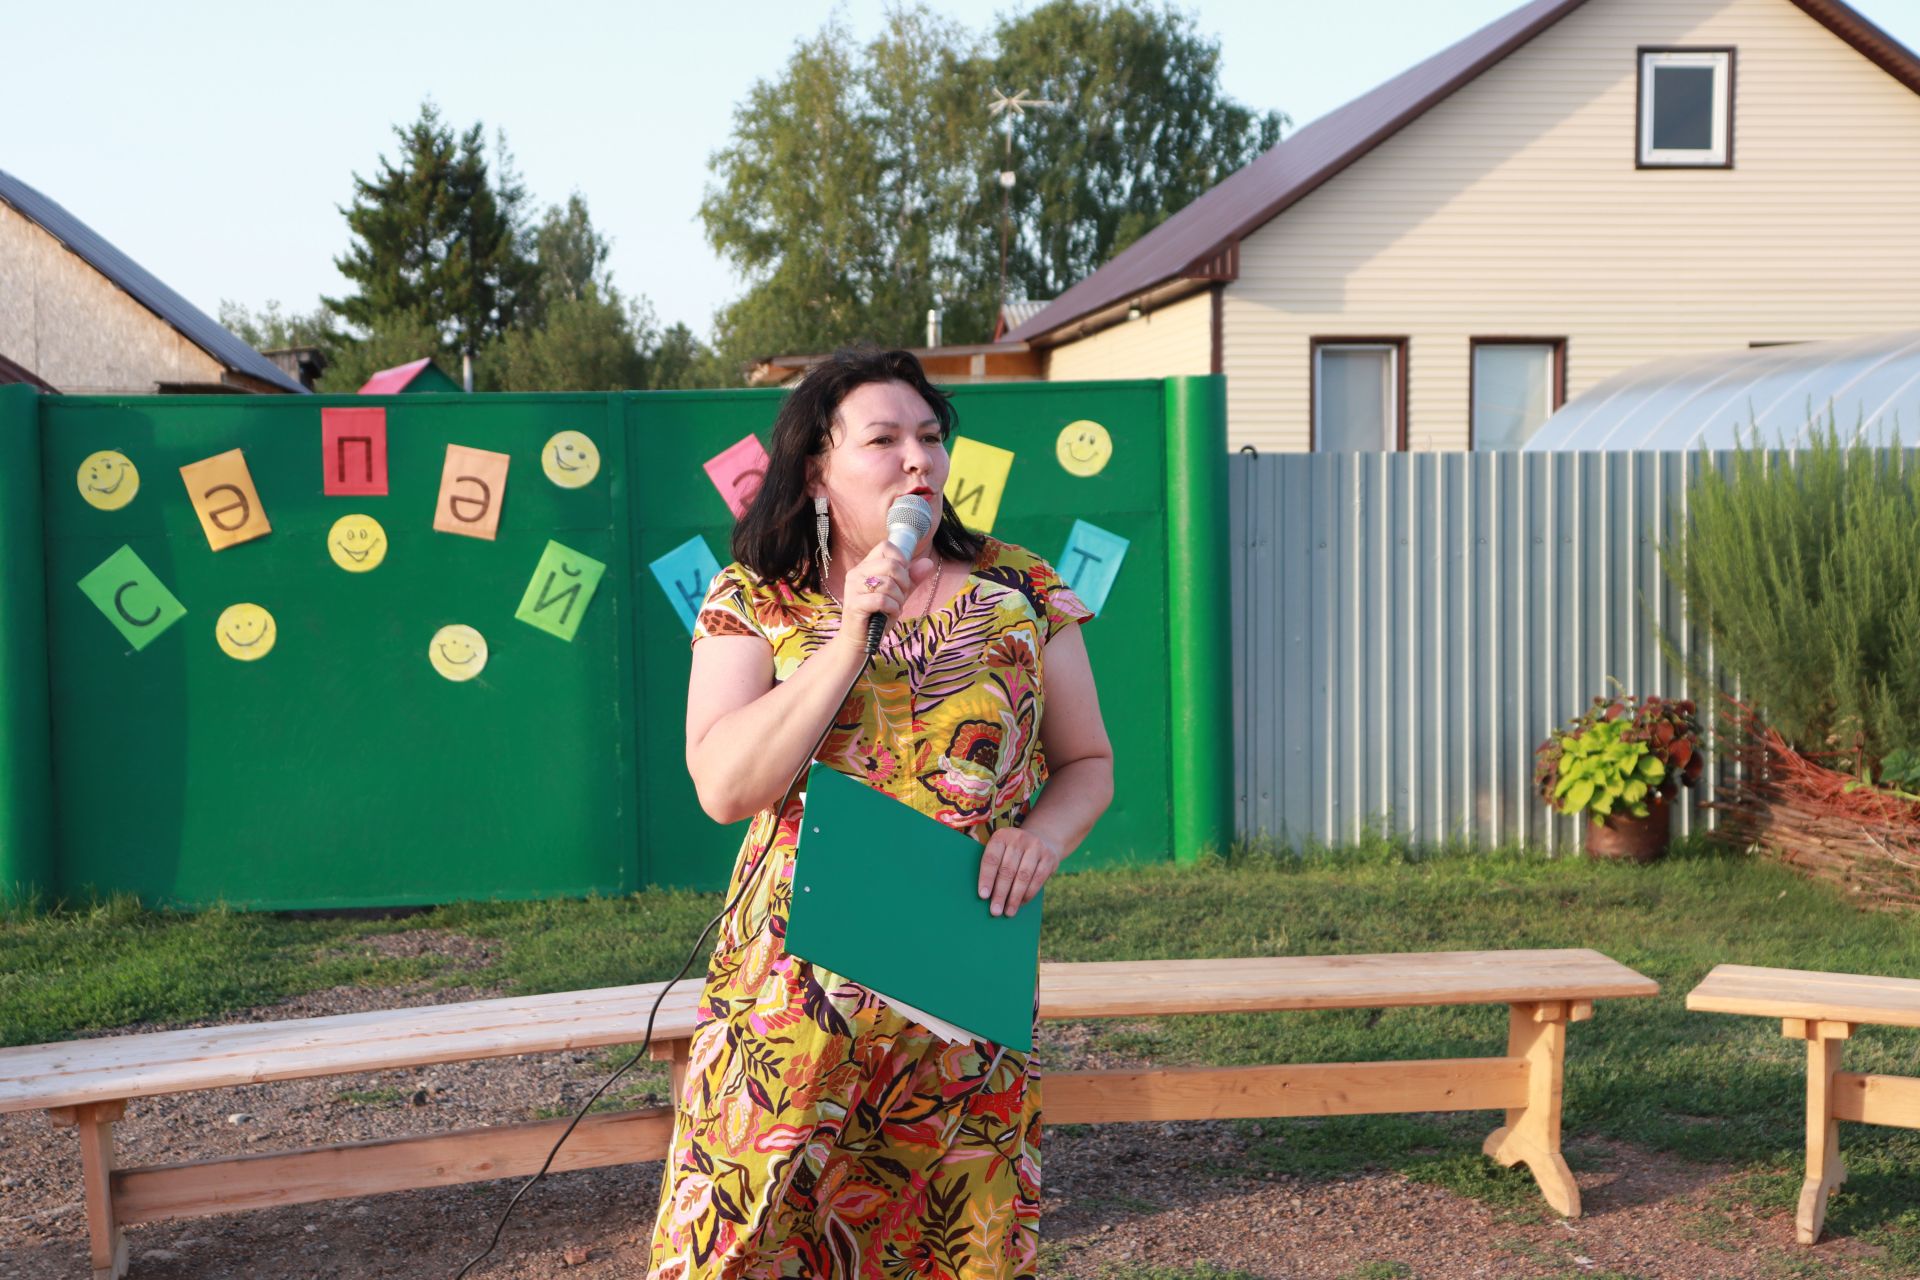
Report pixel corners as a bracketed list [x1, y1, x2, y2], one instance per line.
[328, 514, 388, 573]
[215, 603, 276, 661]
[1056, 420, 1113, 478]
[77, 451, 140, 510]
[542, 431, 601, 489]
[429, 624, 489, 682]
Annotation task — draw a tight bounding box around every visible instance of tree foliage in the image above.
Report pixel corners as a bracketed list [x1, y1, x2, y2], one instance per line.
[216, 298, 443, 394]
[216, 299, 333, 354]
[234, 101, 724, 392]
[315, 310, 447, 392]
[326, 102, 537, 358]
[700, 0, 1285, 364]
[990, 0, 1285, 299]
[701, 14, 989, 364]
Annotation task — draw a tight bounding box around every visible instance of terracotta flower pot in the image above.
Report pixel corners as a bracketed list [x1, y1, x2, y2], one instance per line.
[1582, 790, 1672, 863]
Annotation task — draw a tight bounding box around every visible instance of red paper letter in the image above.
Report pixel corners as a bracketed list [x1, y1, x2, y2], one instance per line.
[321, 407, 388, 496]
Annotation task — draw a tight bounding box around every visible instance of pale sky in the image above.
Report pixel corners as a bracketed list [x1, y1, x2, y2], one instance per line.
[5, 0, 1918, 343]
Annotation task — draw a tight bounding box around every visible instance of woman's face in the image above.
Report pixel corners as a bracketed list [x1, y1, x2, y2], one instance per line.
[812, 379, 949, 558]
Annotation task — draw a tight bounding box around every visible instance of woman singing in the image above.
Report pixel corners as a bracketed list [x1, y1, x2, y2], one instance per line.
[647, 347, 1114, 1278]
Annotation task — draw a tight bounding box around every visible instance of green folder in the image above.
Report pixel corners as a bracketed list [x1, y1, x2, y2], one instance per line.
[786, 761, 1042, 1052]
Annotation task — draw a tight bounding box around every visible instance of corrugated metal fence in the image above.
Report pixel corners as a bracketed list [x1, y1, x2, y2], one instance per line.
[1228, 450, 1735, 853]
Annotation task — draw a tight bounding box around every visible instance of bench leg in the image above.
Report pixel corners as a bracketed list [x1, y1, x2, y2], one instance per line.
[1483, 1000, 1586, 1218]
[49, 1101, 130, 1279]
[647, 1037, 692, 1105]
[1786, 1018, 1853, 1245]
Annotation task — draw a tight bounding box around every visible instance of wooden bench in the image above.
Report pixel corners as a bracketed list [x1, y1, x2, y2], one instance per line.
[1687, 963, 1920, 1244]
[1, 948, 1655, 1278]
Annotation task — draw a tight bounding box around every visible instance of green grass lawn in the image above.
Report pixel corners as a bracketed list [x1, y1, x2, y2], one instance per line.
[8, 836, 1920, 1263]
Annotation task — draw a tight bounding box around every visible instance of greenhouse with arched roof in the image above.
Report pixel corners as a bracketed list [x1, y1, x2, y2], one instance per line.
[1525, 330, 1920, 452]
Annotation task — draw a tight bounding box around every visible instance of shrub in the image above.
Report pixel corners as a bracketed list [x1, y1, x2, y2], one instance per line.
[1657, 422, 1920, 773]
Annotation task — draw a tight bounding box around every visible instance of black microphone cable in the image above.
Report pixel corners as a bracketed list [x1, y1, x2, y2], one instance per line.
[453, 646, 877, 1278]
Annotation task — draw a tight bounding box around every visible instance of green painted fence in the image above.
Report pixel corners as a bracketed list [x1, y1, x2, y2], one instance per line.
[0, 378, 1229, 910]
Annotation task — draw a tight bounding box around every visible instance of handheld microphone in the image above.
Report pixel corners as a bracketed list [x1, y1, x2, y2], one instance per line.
[865, 493, 934, 655]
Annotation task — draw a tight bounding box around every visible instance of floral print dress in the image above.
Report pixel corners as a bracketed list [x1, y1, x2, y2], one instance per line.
[647, 537, 1093, 1280]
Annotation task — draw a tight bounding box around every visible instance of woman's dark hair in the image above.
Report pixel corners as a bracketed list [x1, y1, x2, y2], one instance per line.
[733, 346, 988, 591]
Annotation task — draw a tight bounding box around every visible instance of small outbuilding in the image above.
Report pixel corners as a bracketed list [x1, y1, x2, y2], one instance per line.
[358, 357, 463, 394]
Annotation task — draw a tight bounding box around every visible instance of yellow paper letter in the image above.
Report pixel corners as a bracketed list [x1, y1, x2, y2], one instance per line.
[942, 438, 1015, 534]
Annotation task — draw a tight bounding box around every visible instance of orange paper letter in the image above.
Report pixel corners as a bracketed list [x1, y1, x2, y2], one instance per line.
[433, 444, 510, 541]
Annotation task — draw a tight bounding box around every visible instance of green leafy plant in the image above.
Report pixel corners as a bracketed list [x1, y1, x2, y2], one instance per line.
[1535, 692, 1704, 826]
[1842, 745, 1920, 803]
[1881, 747, 1920, 791]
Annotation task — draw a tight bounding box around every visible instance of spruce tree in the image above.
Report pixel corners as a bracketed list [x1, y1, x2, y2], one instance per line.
[326, 101, 537, 359]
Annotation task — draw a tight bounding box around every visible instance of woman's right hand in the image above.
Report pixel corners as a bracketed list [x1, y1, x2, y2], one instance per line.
[836, 542, 934, 651]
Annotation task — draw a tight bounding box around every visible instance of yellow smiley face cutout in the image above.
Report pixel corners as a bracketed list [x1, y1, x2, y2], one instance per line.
[542, 431, 601, 489]
[1056, 420, 1113, 477]
[78, 450, 140, 510]
[328, 513, 388, 573]
[429, 624, 489, 682]
[215, 603, 276, 661]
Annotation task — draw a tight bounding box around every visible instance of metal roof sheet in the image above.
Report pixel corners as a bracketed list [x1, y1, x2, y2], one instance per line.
[0, 351, 53, 391]
[359, 358, 436, 395]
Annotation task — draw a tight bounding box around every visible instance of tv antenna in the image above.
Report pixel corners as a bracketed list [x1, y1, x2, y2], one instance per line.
[988, 88, 1063, 321]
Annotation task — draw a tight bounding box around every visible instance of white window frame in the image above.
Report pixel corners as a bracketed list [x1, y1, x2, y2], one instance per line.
[1470, 339, 1563, 451]
[1638, 49, 1733, 168]
[1312, 340, 1403, 453]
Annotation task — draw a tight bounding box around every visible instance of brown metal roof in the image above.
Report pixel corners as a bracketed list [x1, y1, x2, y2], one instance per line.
[1793, 0, 1920, 95]
[1008, 0, 1920, 345]
[0, 351, 53, 392]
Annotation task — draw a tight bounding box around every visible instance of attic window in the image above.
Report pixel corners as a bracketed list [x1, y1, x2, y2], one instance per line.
[1638, 49, 1733, 167]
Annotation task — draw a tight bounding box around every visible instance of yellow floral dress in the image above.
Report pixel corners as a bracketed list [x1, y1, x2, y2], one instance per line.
[647, 537, 1092, 1280]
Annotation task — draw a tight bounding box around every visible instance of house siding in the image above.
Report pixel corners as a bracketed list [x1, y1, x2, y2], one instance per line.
[1044, 290, 1214, 382]
[0, 203, 225, 394]
[1208, 0, 1920, 451]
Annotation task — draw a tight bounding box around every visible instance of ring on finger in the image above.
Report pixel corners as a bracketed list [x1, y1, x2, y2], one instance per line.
[864, 575, 885, 589]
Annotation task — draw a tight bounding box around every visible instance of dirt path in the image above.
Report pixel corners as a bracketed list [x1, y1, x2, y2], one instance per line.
[0, 941, 1892, 1279]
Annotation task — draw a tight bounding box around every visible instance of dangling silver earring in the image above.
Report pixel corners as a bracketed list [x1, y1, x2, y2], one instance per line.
[814, 495, 831, 575]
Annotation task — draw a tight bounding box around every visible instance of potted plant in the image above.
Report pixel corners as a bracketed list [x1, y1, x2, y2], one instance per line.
[1534, 693, 1705, 862]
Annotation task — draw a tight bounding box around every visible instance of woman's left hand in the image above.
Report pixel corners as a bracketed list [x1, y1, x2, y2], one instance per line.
[977, 826, 1063, 919]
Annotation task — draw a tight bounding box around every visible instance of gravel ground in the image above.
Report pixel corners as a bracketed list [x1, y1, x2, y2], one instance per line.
[0, 930, 1894, 1280]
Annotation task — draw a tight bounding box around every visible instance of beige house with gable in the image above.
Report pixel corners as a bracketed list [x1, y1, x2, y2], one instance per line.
[1005, 0, 1920, 452]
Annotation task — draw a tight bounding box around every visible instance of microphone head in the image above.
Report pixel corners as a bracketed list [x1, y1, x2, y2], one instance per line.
[886, 493, 935, 543]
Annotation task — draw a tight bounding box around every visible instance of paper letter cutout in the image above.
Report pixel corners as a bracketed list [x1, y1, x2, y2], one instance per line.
[703, 435, 771, 518]
[322, 407, 389, 496]
[179, 449, 271, 550]
[943, 438, 1015, 533]
[515, 540, 607, 641]
[433, 444, 510, 540]
[1059, 519, 1129, 615]
[649, 535, 722, 634]
[78, 546, 186, 650]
